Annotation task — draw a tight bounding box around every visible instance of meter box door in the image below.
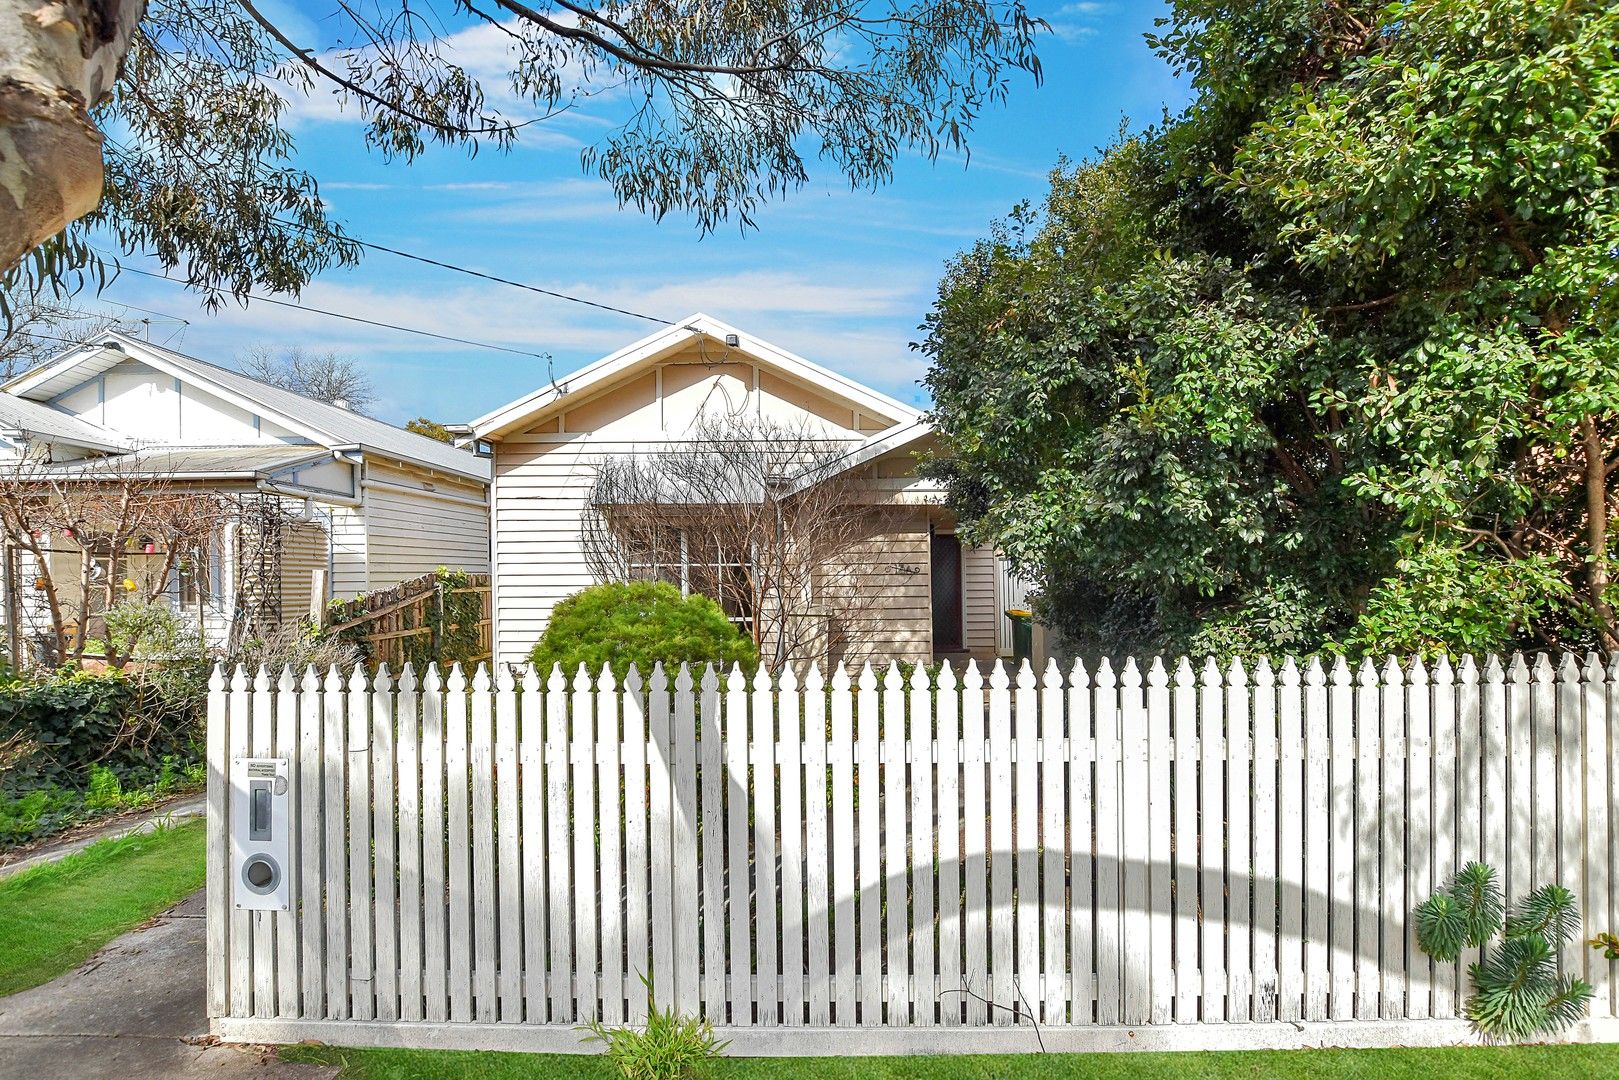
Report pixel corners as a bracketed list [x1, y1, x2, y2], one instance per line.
[231, 757, 291, 911]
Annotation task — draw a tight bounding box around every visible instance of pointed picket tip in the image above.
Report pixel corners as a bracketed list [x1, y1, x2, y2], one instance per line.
[621, 664, 643, 693]
[1380, 654, 1404, 683]
[963, 658, 983, 688]
[398, 662, 418, 691]
[1226, 655, 1250, 685]
[910, 662, 931, 690]
[937, 660, 957, 690]
[752, 665, 772, 691]
[1173, 656, 1196, 684]
[302, 664, 322, 692]
[1095, 656, 1117, 686]
[1557, 651, 1580, 680]
[1458, 654, 1479, 683]
[883, 661, 904, 690]
[209, 663, 226, 690]
[645, 662, 666, 692]
[346, 665, 369, 692]
[1508, 653, 1531, 680]
[1119, 657, 1142, 687]
[1017, 658, 1038, 689]
[1064, 657, 1087, 689]
[277, 665, 297, 691]
[1331, 654, 1351, 682]
[1483, 654, 1504, 681]
[988, 658, 1010, 690]
[727, 663, 748, 691]
[1225, 656, 1246, 685]
[571, 662, 593, 692]
[423, 663, 444, 691]
[253, 665, 271, 691]
[803, 663, 823, 692]
[495, 663, 516, 691]
[1045, 656, 1067, 688]
[449, 662, 469, 691]
[674, 663, 694, 692]
[1409, 655, 1429, 681]
[1584, 650, 1607, 680]
[1432, 654, 1454, 684]
[599, 664, 620, 692]
[779, 665, 799, 691]
[1302, 656, 1324, 685]
[699, 663, 720, 691]
[230, 663, 249, 690]
[1200, 656, 1222, 687]
[1532, 652, 1556, 681]
[858, 663, 878, 691]
[830, 662, 851, 691]
[518, 664, 539, 692]
[1356, 656, 1379, 685]
[323, 664, 344, 691]
[374, 664, 395, 692]
[1280, 656, 1302, 685]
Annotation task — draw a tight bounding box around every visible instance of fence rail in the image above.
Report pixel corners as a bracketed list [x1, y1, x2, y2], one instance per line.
[322, 571, 491, 669]
[207, 653, 1619, 1054]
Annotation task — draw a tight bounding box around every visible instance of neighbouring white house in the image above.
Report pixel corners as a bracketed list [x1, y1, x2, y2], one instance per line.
[471, 314, 1024, 669]
[0, 332, 490, 660]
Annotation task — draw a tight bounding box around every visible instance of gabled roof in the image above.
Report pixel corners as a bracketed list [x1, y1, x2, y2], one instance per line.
[784, 418, 936, 496]
[470, 313, 922, 440]
[4, 333, 490, 483]
[0, 392, 130, 453]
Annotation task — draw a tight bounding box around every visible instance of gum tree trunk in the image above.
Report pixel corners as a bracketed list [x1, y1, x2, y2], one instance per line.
[0, 0, 144, 271]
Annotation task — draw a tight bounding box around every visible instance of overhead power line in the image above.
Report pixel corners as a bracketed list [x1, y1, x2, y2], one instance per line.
[107, 261, 555, 361]
[272, 217, 676, 327]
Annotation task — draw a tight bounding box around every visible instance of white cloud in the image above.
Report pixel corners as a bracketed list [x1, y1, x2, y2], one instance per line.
[1049, 1, 1108, 45]
[106, 262, 934, 420]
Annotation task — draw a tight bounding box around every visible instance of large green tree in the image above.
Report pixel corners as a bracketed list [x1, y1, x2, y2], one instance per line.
[1, 0, 1043, 301]
[922, 0, 1618, 657]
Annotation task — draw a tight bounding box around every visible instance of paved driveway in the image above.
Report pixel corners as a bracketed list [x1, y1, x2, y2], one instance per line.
[0, 891, 335, 1080]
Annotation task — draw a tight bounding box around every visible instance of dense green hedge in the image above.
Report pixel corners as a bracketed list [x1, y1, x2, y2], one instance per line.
[529, 582, 756, 680]
[0, 665, 207, 847]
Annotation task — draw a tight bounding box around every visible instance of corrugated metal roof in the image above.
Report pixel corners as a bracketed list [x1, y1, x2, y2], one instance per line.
[35, 444, 332, 479]
[8, 334, 490, 483]
[0, 392, 130, 451]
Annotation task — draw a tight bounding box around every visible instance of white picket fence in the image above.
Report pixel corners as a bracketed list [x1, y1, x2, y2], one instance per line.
[207, 653, 1619, 1055]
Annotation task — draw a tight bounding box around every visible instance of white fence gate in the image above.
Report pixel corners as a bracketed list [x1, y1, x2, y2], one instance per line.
[207, 654, 1619, 1054]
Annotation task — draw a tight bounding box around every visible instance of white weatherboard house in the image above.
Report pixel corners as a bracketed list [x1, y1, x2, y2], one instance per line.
[472, 314, 1022, 668]
[0, 333, 490, 653]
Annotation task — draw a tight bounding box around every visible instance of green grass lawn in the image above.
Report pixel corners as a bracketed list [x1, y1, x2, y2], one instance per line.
[0, 818, 206, 997]
[281, 1043, 1619, 1080]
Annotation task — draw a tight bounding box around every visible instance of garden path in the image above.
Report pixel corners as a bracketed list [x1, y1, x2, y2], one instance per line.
[0, 890, 334, 1079]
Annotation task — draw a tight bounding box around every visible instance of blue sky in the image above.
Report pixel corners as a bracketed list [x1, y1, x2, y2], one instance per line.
[99, 2, 1188, 426]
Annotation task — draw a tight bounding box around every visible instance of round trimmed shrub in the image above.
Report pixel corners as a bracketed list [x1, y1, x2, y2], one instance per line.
[528, 581, 756, 680]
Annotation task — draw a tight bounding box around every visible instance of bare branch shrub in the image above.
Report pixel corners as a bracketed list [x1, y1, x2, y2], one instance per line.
[231, 622, 364, 677]
[582, 414, 896, 670]
[0, 456, 291, 667]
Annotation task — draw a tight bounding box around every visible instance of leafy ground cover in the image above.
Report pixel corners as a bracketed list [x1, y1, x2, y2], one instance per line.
[0, 817, 205, 996]
[0, 760, 203, 847]
[281, 1043, 1619, 1079]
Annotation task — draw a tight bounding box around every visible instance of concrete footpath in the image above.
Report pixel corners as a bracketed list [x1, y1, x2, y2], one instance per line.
[0, 891, 337, 1080]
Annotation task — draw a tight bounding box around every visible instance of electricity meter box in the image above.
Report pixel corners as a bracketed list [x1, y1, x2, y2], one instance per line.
[231, 757, 291, 911]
